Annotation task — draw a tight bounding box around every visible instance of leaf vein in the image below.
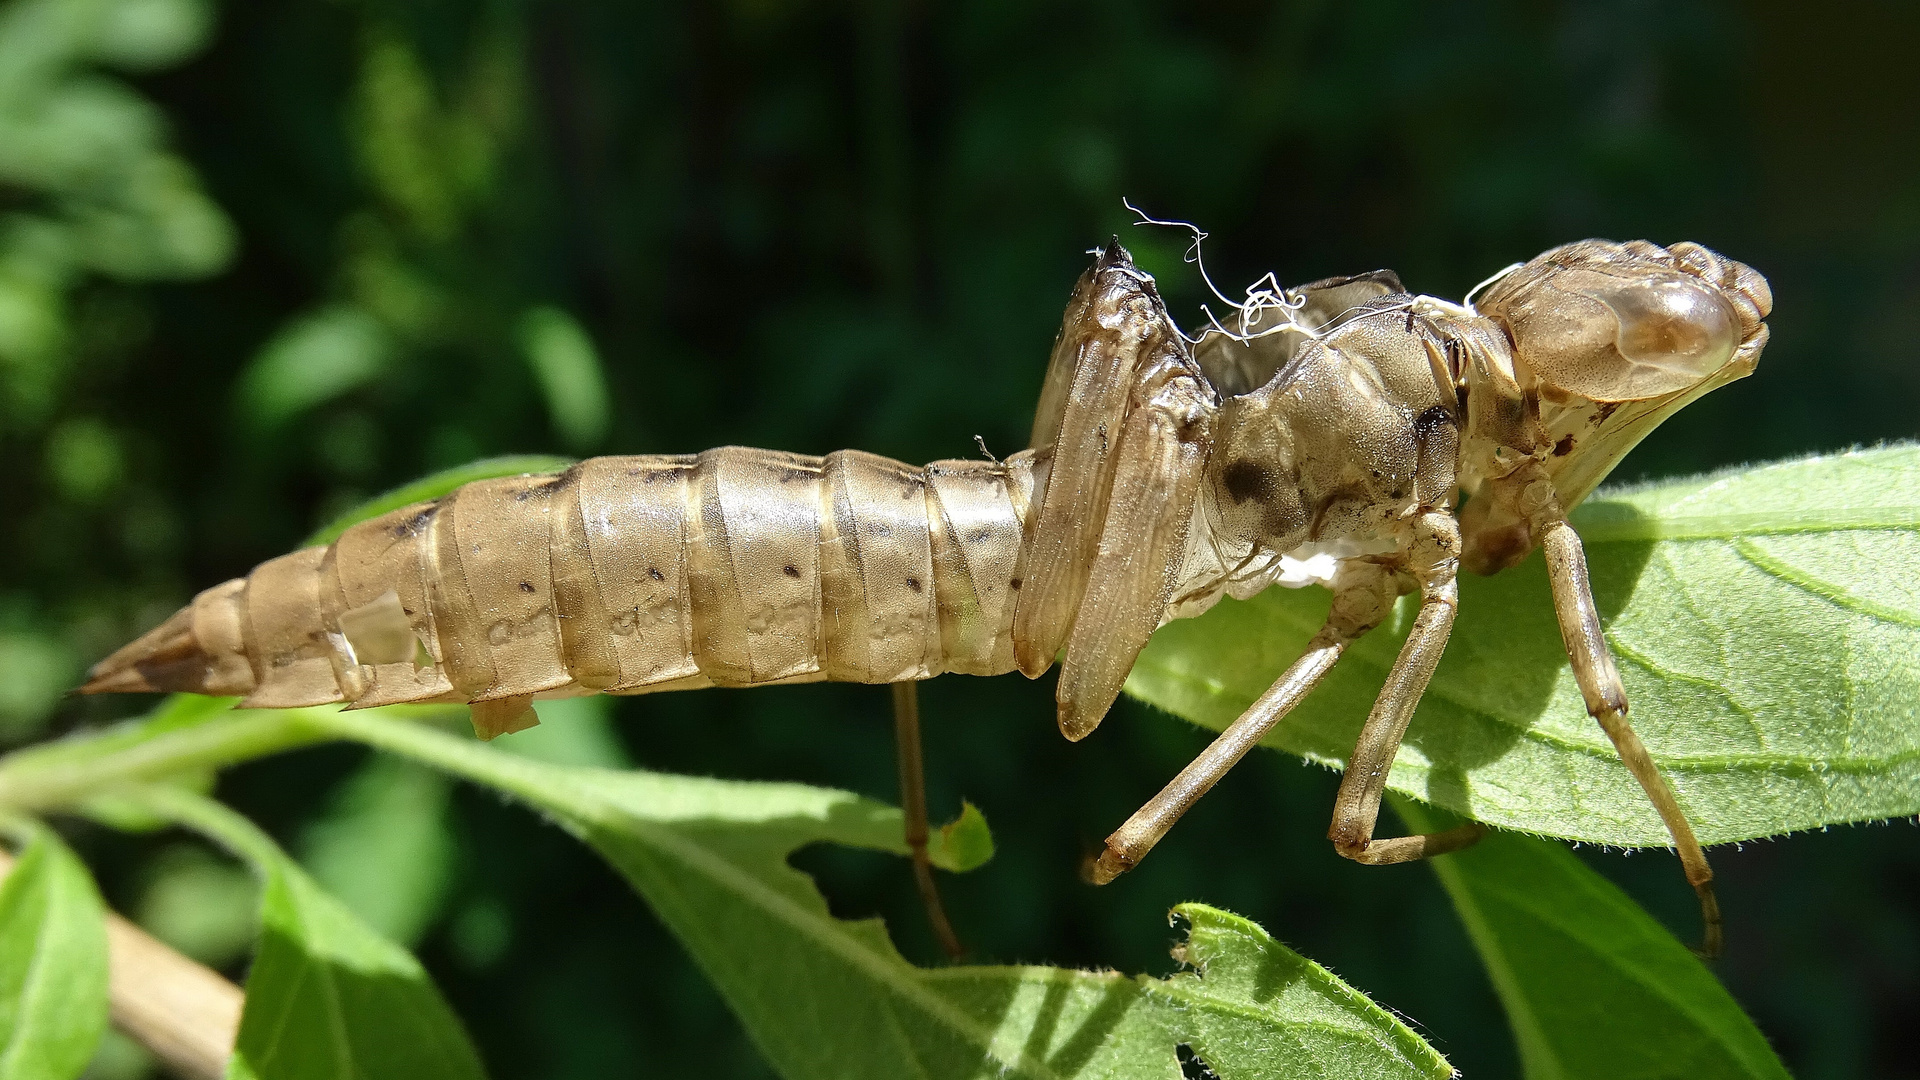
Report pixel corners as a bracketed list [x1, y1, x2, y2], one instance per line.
[1605, 635, 1770, 752]
[1731, 538, 1920, 629]
[608, 814, 1071, 1080]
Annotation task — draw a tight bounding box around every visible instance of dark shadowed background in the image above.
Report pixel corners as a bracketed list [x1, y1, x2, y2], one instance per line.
[3, 0, 1916, 1076]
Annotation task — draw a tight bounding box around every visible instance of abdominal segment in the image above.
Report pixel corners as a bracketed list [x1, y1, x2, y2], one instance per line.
[82, 448, 1036, 712]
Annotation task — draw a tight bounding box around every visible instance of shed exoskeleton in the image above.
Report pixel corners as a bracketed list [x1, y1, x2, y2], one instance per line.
[84, 236, 1770, 958]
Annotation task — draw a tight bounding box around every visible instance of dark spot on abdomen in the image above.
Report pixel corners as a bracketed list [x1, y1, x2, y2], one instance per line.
[391, 507, 436, 538]
[518, 582, 536, 593]
[783, 565, 800, 578]
[648, 567, 665, 582]
[1553, 434, 1576, 457]
[905, 576, 923, 593]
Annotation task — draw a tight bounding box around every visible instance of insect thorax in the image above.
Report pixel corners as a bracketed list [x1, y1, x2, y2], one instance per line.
[1169, 297, 1466, 616]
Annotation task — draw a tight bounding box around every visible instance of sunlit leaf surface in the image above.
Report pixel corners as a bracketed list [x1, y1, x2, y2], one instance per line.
[0, 825, 108, 1080]
[134, 787, 487, 1080]
[1394, 798, 1787, 1080]
[326, 710, 1453, 1080]
[1128, 446, 1920, 845]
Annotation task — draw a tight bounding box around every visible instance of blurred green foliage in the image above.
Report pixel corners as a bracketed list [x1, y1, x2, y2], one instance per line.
[0, 0, 231, 409]
[2, 0, 1917, 1076]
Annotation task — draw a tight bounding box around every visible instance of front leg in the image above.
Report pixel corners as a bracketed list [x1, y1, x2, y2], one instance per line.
[1516, 465, 1721, 957]
[1328, 511, 1487, 865]
[1087, 559, 1397, 885]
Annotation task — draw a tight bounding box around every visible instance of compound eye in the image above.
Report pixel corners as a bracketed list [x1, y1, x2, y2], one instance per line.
[1590, 278, 1739, 395]
[1505, 271, 1740, 402]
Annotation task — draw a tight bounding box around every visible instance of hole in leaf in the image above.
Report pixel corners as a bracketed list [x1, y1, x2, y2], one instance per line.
[1176, 1043, 1222, 1080]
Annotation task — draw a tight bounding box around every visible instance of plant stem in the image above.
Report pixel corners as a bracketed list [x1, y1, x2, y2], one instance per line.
[310, 708, 599, 818]
[0, 700, 467, 814]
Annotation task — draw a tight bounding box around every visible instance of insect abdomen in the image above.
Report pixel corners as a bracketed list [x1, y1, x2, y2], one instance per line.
[82, 448, 1036, 715]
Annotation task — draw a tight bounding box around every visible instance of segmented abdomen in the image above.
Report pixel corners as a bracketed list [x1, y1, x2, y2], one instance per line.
[87, 448, 1036, 713]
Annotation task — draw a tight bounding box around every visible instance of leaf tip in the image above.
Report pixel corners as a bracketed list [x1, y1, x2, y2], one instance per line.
[929, 800, 994, 873]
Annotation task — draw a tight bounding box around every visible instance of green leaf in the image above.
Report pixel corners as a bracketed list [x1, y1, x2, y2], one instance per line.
[299, 757, 454, 947]
[0, 823, 109, 1080]
[319, 709, 1451, 1080]
[132, 842, 257, 968]
[516, 306, 611, 452]
[0, 629, 79, 739]
[1394, 797, 1787, 1080]
[123, 786, 486, 1080]
[235, 305, 393, 431]
[0, 695, 306, 816]
[1128, 446, 1920, 845]
[90, 0, 216, 72]
[302, 454, 573, 546]
[935, 800, 995, 874]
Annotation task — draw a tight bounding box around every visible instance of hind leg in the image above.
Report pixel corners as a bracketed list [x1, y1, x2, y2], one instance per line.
[1531, 500, 1719, 956]
[893, 681, 963, 959]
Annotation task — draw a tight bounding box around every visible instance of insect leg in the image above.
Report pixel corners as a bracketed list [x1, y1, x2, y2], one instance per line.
[1327, 513, 1488, 866]
[1086, 561, 1397, 885]
[892, 680, 963, 959]
[1533, 505, 1721, 958]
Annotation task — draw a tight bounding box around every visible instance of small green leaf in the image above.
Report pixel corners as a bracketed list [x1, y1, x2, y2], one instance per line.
[299, 757, 454, 947]
[321, 710, 1451, 1079]
[0, 629, 80, 739]
[132, 842, 257, 968]
[90, 0, 215, 71]
[1394, 797, 1787, 1080]
[0, 823, 109, 1080]
[123, 787, 486, 1080]
[0, 696, 298, 816]
[302, 454, 572, 546]
[1128, 446, 1920, 845]
[79, 767, 215, 833]
[140, 693, 245, 734]
[235, 306, 392, 431]
[516, 306, 611, 452]
[932, 800, 994, 873]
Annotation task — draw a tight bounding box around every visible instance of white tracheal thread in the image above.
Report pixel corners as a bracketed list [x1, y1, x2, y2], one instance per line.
[1120, 198, 1319, 347]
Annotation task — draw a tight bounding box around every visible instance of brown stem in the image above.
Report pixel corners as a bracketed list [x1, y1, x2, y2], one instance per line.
[893, 682, 964, 959]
